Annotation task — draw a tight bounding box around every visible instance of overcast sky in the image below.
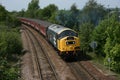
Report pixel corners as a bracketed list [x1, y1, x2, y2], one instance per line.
[0, 0, 120, 11]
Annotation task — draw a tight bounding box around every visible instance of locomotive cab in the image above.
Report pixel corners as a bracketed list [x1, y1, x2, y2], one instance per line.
[57, 31, 80, 54]
[47, 24, 80, 55]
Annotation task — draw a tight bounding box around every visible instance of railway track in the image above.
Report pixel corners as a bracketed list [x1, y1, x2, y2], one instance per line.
[23, 29, 42, 79]
[79, 61, 116, 80]
[23, 25, 59, 80]
[68, 62, 95, 80]
[68, 60, 116, 80]
[21, 24, 116, 80]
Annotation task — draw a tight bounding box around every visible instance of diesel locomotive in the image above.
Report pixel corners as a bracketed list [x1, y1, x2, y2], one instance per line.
[19, 18, 80, 55]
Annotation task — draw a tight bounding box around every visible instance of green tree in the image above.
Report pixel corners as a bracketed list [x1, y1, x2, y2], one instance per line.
[56, 10, 70, 26]
[25, 0, 39, 18]
[104, 12, 120, 72]
[0, 5, 7, 22]
[40, 4, 58, 20]
[18, 9, 25, 17]
[6, 15, 21, 27]
[69, 3, 80, 29]
[0, 4, 22, 80]
[80, 0, 106, 26]
[0, 27, 22, 80]
[0, 4, 20, 27]
[92, 19, 108, 56]
[79, 22, 94, 53]
[48, 12, 58, 23]
[0, 31, 22, 58]
[56, 4, 80, 29]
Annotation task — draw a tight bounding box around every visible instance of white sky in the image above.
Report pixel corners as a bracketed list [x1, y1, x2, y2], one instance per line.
[0, 0, 120, 11]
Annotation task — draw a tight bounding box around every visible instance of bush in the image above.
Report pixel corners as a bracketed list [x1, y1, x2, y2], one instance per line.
[0, 29, 22, 56]
[0, 27, 22, 80]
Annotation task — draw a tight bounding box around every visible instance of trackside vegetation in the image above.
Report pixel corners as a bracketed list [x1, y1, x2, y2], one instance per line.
[0, 5, 22, 80]
[92, 11, 120, 72]
[0, 27, 22, 80]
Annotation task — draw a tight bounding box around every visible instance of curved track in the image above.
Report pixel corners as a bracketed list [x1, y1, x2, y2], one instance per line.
[23, 25, 58, 80]
[21, 24, 116, 80]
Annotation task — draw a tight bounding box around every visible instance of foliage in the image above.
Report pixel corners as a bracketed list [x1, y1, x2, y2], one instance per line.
[56, 10, 70, 26]
[79, 22, 94, 53]
[39, 4, 58, 20]
[79, 0, 106, 26]
[0, 28, 22, 57]
[56, 4, 80, 29]
[69, 3, 80, 29]
[92, 19, 108, 56]
[0, 27, 22, 79]
[55, 0, 106, 31]
[48, 12, 58, 24]
[0, 5, 7, 21]
[25, 0, 39, 18]
[0, 5, 21, 27]
[6, 15, 21, 27]
[104, 12, 120, 72]
[0, 58, 18, 80]
[18, 9, 25, 17]
[92, 8, 120, 72]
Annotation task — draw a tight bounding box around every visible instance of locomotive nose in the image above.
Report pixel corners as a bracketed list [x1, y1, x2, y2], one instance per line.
[70, 46, 74, 50]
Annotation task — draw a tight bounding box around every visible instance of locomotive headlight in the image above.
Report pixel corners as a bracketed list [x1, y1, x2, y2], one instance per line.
[73, 41, 75, 44]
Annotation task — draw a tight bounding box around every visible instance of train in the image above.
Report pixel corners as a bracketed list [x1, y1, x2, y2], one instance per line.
[19, 18, 80, 56]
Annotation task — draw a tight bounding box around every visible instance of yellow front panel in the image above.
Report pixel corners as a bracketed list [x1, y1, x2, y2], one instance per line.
[57, 37, 80, 52]
[57, 39, 66, 51]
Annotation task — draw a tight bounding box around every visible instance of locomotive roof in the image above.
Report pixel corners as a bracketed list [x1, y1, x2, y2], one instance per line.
[48, 24, 75, 34]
